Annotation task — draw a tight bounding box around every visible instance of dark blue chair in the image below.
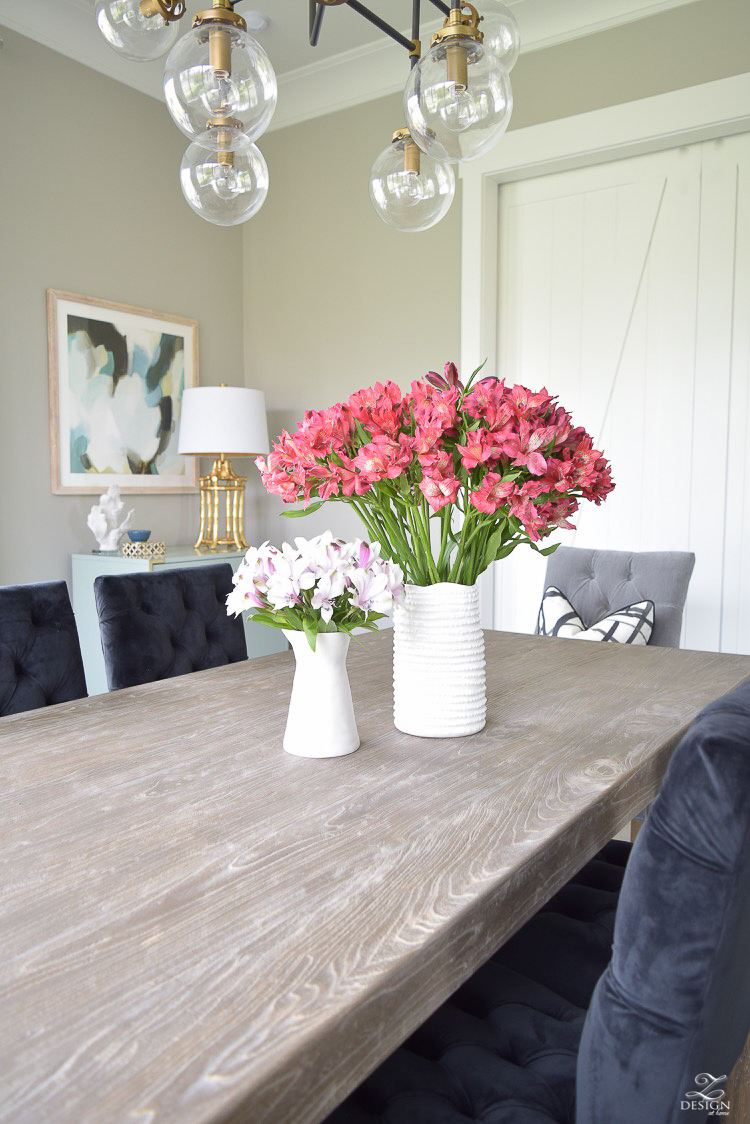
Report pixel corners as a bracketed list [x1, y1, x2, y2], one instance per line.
[325, 679, 750, 1124]
[94, 563, 247, 690]
[0, 581, 88, 716]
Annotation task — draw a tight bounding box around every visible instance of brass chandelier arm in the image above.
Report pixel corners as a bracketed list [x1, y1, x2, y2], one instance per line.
[140, 0, 187, 21]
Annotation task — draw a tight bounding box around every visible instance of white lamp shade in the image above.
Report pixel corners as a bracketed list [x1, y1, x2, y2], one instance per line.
[178, 386, 270, 456]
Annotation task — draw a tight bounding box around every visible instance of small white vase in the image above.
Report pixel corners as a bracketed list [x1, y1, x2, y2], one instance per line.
[392, 582, 486, 737]
[282, 630, 360, 758]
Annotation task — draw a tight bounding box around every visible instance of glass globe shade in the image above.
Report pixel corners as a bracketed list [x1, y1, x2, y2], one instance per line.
[404, 38, 513, 163]
[479, 0, 521, 72]
[95, 0, 180, 61]
[369, 135, 455, 232]
[179, 128, 269, 226]
[164, 23, 277, 141]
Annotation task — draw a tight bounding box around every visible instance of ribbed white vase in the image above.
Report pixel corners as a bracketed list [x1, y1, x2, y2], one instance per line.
[392, 582, 486, 737]
[282, 630, 360, 758]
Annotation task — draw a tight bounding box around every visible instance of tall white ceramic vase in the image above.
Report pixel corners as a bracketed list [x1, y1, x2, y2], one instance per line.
[282, 630, 360, 758]
[392, 582, 486, 737]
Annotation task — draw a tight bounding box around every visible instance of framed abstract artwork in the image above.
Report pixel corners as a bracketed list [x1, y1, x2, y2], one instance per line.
[47, 289, 199, 494]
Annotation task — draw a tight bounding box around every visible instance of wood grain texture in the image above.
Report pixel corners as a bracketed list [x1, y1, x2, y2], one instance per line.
[1, 631, 748, 1124]
[727, 1031, 750, 1122]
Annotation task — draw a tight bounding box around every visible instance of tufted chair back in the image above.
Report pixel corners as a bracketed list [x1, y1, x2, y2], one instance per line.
[0, 581, 88, 716]
[541, 546, 695, 647]
[576, 677, 750, 1122]
[94, 564, 247, 691]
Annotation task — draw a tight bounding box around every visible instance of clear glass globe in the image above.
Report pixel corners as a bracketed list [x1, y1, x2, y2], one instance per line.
[179, 127, 269, 226]
[164, 23, 277, 141]
[95, 0, 180, 61]
[404, 38, 513, 163]
[479, 0, 521, 72]
[369, 134, 455, 232]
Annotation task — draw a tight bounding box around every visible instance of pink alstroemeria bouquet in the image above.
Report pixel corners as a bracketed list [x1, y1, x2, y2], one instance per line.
[256, 363, 615, 586]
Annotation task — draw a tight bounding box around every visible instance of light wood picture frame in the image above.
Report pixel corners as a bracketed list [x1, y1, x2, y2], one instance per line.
[47, 289, 199, 494]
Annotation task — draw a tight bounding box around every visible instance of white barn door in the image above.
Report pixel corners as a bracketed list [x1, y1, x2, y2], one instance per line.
[492, 133, 750, 654]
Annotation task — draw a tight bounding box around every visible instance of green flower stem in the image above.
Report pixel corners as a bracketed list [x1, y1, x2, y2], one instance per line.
[436, 506, 452, 579]
[380, 504, 424, 582]
[367, 496, 427, 584]
[349, 499, 386, 550]
[405, 506, 428, 582]
[448, 490, 475, 582]
[406, 504, 439, 584]
[416, 499, 441, 583]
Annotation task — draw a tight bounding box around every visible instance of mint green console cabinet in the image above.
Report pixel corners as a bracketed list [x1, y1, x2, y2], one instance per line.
[72, 548, 286, 696]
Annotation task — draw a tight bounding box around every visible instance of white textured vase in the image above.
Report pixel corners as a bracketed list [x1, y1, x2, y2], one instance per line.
[393, 582, 486, 737]
[282, 630, 360, 758]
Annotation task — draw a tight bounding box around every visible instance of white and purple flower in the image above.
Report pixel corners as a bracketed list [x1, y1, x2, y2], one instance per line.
[226, 532, 405, 649]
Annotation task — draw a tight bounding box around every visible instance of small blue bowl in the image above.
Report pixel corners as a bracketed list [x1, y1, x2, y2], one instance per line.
[128, 530, 151, 543]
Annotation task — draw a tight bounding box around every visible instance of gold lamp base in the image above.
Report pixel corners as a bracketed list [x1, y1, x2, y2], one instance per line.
[194, 454, 248, 551]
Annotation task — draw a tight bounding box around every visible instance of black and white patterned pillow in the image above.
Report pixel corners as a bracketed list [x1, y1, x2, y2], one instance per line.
[537, 586, 655, 645]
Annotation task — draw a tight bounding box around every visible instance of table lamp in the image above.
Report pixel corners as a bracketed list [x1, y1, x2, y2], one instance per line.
[178, 384, 270, 551]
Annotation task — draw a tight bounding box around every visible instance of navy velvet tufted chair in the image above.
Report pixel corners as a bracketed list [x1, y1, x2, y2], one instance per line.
[0, 581, 88, 716]
[540, 546, 696, 648]
[325, 679, 750, 1124]
[94, 564, 247, 690]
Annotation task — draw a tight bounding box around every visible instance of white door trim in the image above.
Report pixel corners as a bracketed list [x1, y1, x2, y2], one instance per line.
[460, 72, 750, 624]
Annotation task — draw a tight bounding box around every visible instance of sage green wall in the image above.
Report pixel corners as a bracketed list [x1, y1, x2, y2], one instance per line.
[0, 28, 245, 586]
[244, 0, 748, 546]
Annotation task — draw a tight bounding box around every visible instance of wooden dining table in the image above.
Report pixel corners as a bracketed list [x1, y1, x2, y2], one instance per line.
[1, 629, 749, 1124]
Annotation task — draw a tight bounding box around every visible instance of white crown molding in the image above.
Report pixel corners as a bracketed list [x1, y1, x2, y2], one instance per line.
[0, 0, 700, 131]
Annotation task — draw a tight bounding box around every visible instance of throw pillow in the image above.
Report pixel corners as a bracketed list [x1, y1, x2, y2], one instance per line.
[537, 586, 655, 645]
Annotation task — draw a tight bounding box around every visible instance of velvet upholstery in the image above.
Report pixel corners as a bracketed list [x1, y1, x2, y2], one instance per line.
[94, 564, 247, 690]
[576, 678, 750, 1123]
[0, 581, 87, 716]
[325, 685, 750, 1124]
[540, 547, 695, 648]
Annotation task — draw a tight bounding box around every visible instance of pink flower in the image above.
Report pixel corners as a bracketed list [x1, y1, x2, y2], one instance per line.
[505, 419, 558, 476]
[353, 434, 413, 483]
[508, 493, 547, 541]
[464, 379, 513, 430]
[348, 381, 404, 438]
[506, 383, 554, 419]
[469, 473, 515, 514]
[457, 430, 498, 472]
[407, 380, 460, 437]
[538, 494, 579, 531]
[419, 467, 461, 511]
[426, 361, 464, 393]
[335, 455, 371, 498]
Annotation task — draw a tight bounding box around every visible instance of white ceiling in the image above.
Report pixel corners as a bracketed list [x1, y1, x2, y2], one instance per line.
[0, 0, 698, 131]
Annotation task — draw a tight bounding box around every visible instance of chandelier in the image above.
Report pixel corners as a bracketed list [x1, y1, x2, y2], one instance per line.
[95, 0, 520, 232]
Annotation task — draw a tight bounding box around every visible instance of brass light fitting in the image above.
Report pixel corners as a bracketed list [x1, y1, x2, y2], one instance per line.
[140, 0, 186, 21]
[392, 127, 421, 175]
[431, 2, 483, 89]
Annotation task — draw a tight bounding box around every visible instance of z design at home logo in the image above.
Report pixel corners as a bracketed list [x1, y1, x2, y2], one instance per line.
[681, 1073, 730, 1116]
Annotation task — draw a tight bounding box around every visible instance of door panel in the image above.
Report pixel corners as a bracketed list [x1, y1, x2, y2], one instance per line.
[493, 137, 750, 653]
